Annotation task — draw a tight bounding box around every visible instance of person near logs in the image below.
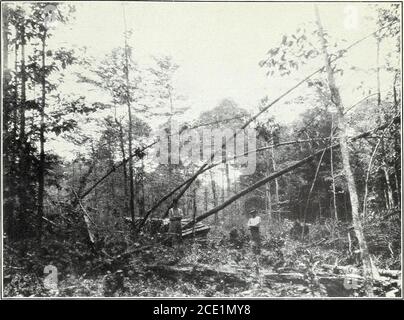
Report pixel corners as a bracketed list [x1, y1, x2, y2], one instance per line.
[247, 209, 261, 254]
[168, 199, 183, 246]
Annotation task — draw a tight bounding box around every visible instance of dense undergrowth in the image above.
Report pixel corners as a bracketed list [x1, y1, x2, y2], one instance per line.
[3, 208, 401, 297]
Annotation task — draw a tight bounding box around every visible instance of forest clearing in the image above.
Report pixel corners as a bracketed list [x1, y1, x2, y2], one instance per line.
[1, 1, 402, 298]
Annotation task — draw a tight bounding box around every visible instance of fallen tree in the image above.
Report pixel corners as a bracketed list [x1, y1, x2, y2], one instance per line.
[183, 116, 399, 229]
[137, 22, 398, 231]
[143, 262, 401, 297]
[136, 139, 337, 225]
[77, 116, 247, 201]
[137, 67, 333, 230]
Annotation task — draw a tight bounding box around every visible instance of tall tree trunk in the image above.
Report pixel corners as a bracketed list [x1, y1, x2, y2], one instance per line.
[18, 24, 29, 235]
[221, 166, 225, 203]
[315, 5, 374, 295]
[376, 36, 394, 209]
[168, 90, 174, 179]
[376, 37, 382, 108]
[330, 115, 338, 220]
[116, 118, 129, 213]
[123, 31, 135, 224]
[271, 144, 279, 205]
[209, 170, 218, 224]
[266, 150, 272, 219]
[13, 39, 19, 137]
[19, 25, 26, 143]
[136, 160, 145, 217]
[126, 102, 135, 223]
[141, 160, 145, 216]
[393, 75, 400, 199]
[303, 148, 326, 226]
[204, 186, 208, 211]
[317, 191, 322, 221]
[91, 143, 98, 209]
[192, 185, 197, 240]
[382, 165, 394, 209]
[37, 30, 47, 240]
[393, 77, 400, 204]
[225, 163, 231, 197]
[108, 139, 116, 207]
[2, 5, 9, 76]
[2, 5, 10, 130]
[363, 139, 382, 217]
[233, 170, 239, 224]
[3, 5, 16, 238]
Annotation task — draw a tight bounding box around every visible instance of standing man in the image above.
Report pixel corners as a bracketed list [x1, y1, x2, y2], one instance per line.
[247, 209, 261, 254]
[168, 199, 183, 246]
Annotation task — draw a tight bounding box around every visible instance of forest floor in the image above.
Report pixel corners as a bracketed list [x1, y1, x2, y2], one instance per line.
[3, 213, 402, 298]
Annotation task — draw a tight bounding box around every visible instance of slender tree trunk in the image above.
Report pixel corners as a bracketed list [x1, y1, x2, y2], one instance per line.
[209, 170, 218, 224]
[376, 37, 381, 108]
[2, 5, 10, 130]
[2, 5, 9, 76]
[37, 30, 47, 240]
[13, 40, 19, 137]
[116, 118, 129, 213]
[127, 102, 135, 223]
[317, 191, 322, 220]
[266, 150, 272, 219]
[303, 148, 326, 226]
[19, 25, 26, 146]
[204, 186, 208, 211]
[315, 5, 374, 295]
[393, 76, 400, 203]
[330, 122, 338, 221]
[376, 36, 394, 209]
[92, 145, 98, 209]
[233, 170, 239, 224]
[382, 165, 394, 209]
[136, 160, 145, 217]
[363, 139, 382, 217]
[192, 185, 197, 240]
[18, 24, 29, 235]
[363, 117, 397, 216]
[108, 139, 116, 206]
[394, 169, 400, 206]
[2, 5, 14, 237]
[72, 161, 76, 190]
[225, 163, 231, 197]
[168, 91, 174, 179]
[123, 32, 135, 224]
[393, 76, 401, 200]
[271, 144, 279, 205]
[19, 25, 28, 225]
[141, 160, 145, 215]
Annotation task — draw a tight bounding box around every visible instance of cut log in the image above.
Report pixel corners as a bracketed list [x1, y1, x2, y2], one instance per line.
[124, 217, 211, 239]
[145, 263, 248, 287]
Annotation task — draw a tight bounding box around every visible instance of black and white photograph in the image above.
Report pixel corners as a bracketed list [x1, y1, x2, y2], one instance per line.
[1, 0, 402, 299]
